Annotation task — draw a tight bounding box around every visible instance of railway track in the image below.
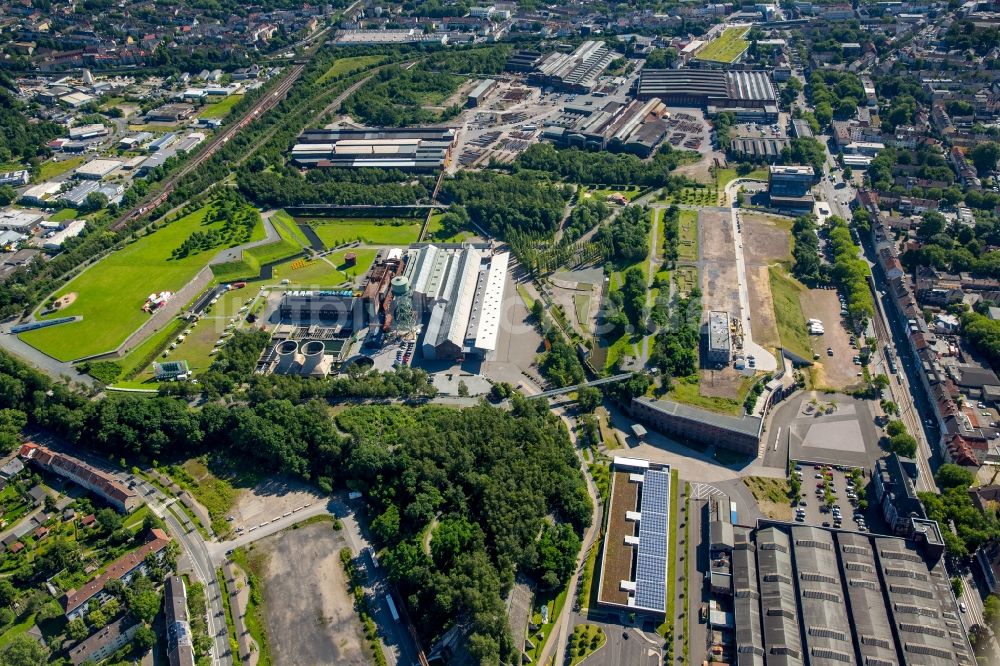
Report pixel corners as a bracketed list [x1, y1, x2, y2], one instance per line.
[109, 63, 305, 232]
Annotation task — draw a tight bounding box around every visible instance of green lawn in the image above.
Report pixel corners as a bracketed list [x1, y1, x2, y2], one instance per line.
[317, 55, 386, 84]
[113, 317, 187, 385]
[696, 26, 751, 63]
[426, 211, 476, 243]
[198, 94, 244, 119]
[674, 266, 698, 296]
[578, 186, 643, 203]
[211, 213, 306, 282]
[577, 541, 601, 611]
[769, 266, 812, 359]
[21, 204, 242, 361]
[668, 375, 745, 415]
[573, 294, 591, 327]
[36, 156, 85, 182]
[678, 209, 698, 262]
[49, 208, 78, 222]
[306, 217, 423, 246]
[269, 248, 377, 287]
[658, 469, 681, 641]
[569, 624, 607, 665]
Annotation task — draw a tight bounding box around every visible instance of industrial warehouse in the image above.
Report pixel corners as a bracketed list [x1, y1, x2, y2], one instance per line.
[722, 520, 974, 666]
[540, 95, 670, 157]
[259, 242, 510, 376]
[290, 127, 456, 171]
[524, 40, 619, 93]
[635, 69, 778, 121]
[598, 457, 672, 616]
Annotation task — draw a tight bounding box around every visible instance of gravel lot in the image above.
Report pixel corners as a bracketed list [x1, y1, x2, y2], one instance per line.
[255, 522, 368, 666]
[229, 477, 328, 535]
[798, 288, 863, 390]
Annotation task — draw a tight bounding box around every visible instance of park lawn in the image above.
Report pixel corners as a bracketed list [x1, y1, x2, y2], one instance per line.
[271, 210, 311, 247]
[769, 266, 812, 359]
[696, 26, 750, 63]
[668, 375, 745, 415]
[677, 209, 698, 262]
[317, 55, 386, 84]
[21, 205, 230, 361]
[211, 217, 305, 282]
[526, 585, 570, 665]
[426, 211, 476, 243]
[577, 541, 601, 611]
[516, 285, 535, 309]
[36, 156, 85, 182]
[198, 94, 244, 119]
[306, 217, 423, 246]
[271, 248, 377, 287]
[578, 186, 643, 203]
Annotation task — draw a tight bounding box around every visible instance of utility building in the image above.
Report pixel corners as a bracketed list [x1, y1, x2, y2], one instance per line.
[706, 310, 732, 365]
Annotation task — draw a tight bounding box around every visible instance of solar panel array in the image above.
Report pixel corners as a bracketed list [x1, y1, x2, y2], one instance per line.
[634, 469, 670, 612]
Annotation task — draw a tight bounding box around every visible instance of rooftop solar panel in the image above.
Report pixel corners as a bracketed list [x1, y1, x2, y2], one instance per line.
[634, 469, 670, 612]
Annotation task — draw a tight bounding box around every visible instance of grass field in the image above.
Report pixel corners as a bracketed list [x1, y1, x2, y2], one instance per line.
[696, 26, 751, 63]
[306, 217, 423, 246]
[21, 204, 246, 361]
[198, 94, 244, 119]
[668, 375, 746, 415]
[769, 266, 812, 359]
[50, 208, 78, 222]
[36, 156, 85, 182]
[573, 294, 590, 327]
[677, 209, 698, 262]
[578, 186, 643, 203]
[317, 55, 386, 84]
[426, 212, 476, 243]
[211, 212, 306, 282]
[270, 248, 377, 287]
[167, 458, 241, 534]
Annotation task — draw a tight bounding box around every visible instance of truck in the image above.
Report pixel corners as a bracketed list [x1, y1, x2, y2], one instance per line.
[385, 593, 399, 622]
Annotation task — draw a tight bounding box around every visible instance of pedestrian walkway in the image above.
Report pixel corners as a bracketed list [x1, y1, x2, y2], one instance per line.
[689, 482, 726, 500]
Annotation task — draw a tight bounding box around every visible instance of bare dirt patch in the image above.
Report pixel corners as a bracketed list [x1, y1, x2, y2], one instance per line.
[53, 292, 77, 309]
[229, 477, 329, 533]
[699, 366, 744, 399]
[741, 214, 791, 265]
[252, 522, 368, 666]
[799, 288, 862, 391]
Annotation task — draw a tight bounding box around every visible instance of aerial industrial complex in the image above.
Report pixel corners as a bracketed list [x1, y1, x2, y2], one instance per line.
[723, 521, 974, 666]
[636, 69, 779, 121]
[291, 127, 456, 171]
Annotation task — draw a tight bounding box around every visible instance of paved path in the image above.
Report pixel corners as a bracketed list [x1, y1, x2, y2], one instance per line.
[725, 179, 777, 373]
[209, 212, 280, 265]
[0, 329, 95, 386]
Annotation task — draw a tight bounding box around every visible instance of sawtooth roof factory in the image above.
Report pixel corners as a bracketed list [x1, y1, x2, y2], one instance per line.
[524, 40, 619, 93]
[636, 69, 778, 121]
[728, 520, 973, 666]
[541, 95, 670, 157]
[291, 127, 455, 171]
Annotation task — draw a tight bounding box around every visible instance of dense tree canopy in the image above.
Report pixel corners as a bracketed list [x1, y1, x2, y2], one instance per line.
[336, 400, 591, 664]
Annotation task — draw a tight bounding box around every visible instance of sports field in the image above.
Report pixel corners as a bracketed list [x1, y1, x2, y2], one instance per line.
[696, 27, 751, 63]
[21, 204, 255, 361]
[198, 94, 243, 119]
[305, 217, 423, 246]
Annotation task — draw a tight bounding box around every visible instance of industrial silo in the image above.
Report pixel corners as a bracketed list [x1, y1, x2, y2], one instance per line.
[299, 340, 327, 377]
[391, 275, 410, 296]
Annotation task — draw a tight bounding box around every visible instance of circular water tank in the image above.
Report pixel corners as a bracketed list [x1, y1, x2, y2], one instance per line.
[391, 275, 410, 296]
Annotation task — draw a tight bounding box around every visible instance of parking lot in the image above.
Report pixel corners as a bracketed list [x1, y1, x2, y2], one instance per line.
[791, 464, 871, 532]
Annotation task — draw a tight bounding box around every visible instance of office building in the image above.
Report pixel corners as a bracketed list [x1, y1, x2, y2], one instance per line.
[597, 457, 671, 616]
[706, 310, 733, 365]
[768, 164, 815, 213]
